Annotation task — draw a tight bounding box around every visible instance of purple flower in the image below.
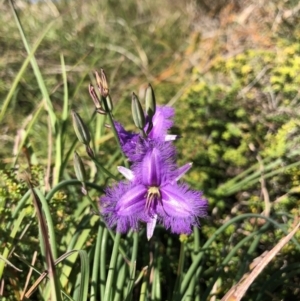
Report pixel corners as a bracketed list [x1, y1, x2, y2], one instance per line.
[101, 144, 208, 239]
[115, 106, 178, 161]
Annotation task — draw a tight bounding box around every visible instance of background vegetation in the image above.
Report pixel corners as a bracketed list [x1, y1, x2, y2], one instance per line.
[1, 0, 300, 300]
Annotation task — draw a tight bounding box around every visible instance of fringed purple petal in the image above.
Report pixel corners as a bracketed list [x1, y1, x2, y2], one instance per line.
[147, 106, 175, 140]
[114, 121, 136, 147]
[146, 214, 158, 240]
[132, 142, 178, 184]
[115, 184, 147, 215]
[114, 121, 139, 159]
[117, 166, 134, 180]
[159, 183, 208, 234]
[159, 184, 194, 217]
[165, 134, 178, 141]
[101, 182, 148, 233]
[174, 163, 193, 182]
[140, 147, 162, 186]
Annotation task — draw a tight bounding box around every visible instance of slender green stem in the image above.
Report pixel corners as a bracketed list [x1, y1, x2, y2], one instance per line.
[184, 227, 200, 300]
[85, 193, 99, 212]
[113, 256, 126, 301]
[184, 273, 196, 301]
[139, 273, 148, 301]
[90, 155, 118, 180]
[54, 125, 63, 186]
[45, 179, 104, 202]
[90, 223, 104, 301]
[125, 231, 139, 300]
[106, 228, 130, 266]
[100, 228, 109, 301]
[154, 268, 161, 300]
[193, 227, 200, 252]
[174, 240, 186, 301]
[94, 111, 106, 154]
[103, 232, 122, 301]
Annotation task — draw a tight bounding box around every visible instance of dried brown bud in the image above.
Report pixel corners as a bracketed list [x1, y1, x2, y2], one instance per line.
[89, 84, 106, 114]
[95, 69, 109, 98]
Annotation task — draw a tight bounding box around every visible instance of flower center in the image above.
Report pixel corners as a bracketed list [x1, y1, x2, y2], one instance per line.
[145, 186, 160, 213]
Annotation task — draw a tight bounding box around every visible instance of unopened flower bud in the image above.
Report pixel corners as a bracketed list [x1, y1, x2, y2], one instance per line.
[71, 110, 91, 146]
[145, 84, 156, 119]
[95, 69, 109, 98]
[131, 92, 145, 130]
[73, 151, 86, 182]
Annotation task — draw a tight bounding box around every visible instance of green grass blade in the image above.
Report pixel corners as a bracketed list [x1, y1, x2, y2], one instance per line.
[12, 103, 44, 166]
[35, 189, 58, 259]
[73, 250, 90, 301]
[0, 22, 54, 123]
[9, 0, 57, 132]
[53, 54, 69, 185]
